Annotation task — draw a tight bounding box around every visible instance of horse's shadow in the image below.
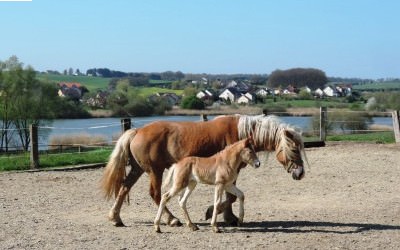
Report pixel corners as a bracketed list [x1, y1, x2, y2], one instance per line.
[226, 220, 400, 234]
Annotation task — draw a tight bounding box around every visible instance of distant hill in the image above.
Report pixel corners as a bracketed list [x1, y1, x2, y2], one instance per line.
[36, 73, 110, 92]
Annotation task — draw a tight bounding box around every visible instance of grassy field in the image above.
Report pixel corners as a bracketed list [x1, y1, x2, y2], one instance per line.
[0, 148, 111, 171]
[352, 81, 400, 90]
[37, 73, 110, 91]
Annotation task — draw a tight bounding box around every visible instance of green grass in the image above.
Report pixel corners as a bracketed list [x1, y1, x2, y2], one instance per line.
[37, 73, 110, 91]
[261, 98, 356, 109]
[327, 131, 395, 143]
[0, 148, 111, 171]
[136, 87, 183, 97]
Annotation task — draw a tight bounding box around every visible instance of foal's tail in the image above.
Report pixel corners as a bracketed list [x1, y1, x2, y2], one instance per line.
[162, 164, 176, 190]
[101, 129, 137, 200]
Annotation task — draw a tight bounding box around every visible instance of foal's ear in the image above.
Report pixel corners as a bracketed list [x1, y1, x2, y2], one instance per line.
[246, 133, 255, 147]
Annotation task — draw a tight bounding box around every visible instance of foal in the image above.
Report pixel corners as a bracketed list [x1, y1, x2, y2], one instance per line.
[154, 137, 260, 233]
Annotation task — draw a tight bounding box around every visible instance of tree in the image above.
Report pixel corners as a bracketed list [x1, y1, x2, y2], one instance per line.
[0, 59, 62, 151]
[268, 68, 327, 89]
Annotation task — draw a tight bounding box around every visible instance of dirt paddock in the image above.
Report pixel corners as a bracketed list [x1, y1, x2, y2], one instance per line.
[1, 142, 399, 249]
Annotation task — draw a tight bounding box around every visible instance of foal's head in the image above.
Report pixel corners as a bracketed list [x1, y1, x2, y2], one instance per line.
[239, 137, 261, 169]
[275, 130, 305, 180]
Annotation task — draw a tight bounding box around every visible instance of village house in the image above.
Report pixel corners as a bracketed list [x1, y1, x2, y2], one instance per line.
[58, 82, 87, 100]
[218, 87, 242, 103]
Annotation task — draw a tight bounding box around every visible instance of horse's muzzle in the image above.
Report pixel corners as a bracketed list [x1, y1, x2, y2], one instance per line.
[291, 166, 304, 180]
[253, 160, 261, 168]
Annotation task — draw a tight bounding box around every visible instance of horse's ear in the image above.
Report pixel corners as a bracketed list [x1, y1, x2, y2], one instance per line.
[284, 130, 294, 140]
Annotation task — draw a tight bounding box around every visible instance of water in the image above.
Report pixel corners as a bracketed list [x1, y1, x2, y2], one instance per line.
[40, 115, 393, 145]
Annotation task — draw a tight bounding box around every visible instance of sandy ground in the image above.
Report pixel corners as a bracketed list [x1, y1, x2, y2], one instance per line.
[1, 142, 399, 249]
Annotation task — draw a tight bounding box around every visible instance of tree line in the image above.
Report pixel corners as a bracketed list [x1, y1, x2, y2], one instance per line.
[267, 68, 328, 89]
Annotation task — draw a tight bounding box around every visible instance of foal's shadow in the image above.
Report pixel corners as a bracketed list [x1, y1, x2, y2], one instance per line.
[234, 220, 400, 234]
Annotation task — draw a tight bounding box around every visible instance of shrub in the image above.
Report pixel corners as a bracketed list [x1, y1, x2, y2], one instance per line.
[180, 95, 205, 110]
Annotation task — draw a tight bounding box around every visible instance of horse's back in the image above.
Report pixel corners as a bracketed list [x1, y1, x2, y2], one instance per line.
[130, 117, 240, 173]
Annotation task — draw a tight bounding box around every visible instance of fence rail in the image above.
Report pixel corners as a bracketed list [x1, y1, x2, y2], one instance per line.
[1, 109, 399, 169]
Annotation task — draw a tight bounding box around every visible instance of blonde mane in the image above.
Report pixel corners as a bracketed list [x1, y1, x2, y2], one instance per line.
[237, 115, 305, 164]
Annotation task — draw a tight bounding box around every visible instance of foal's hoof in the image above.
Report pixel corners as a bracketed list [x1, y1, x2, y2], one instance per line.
[168, 218, 183, 227]
[205, 205, 214, 220]
[189, 224, 199, 231]
[154, 225, 162, 233]
[212, 226, 222, 233]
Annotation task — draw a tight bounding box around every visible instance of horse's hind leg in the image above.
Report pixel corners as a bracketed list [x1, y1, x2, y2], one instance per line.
[205, 191, 239, 226]
[149, 172, 182, 227]
[178, 181, 198, 231]
[225, 184, 244, 226]
[109, 162, 144, 227]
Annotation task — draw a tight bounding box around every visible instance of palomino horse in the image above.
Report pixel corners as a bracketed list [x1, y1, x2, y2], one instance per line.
[101, 115, 306, 227]
[154, 137, 261, 233]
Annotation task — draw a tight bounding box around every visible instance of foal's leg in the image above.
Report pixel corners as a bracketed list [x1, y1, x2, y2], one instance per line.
[109, 163, 144, 226]
[205, 188, 239, 226]
[154, 187, 181, 233]
[178, 180, 198, 231]
[149, 171, 182, 227]
[225, 184, 245, 226]
[211, 184, 224, 233]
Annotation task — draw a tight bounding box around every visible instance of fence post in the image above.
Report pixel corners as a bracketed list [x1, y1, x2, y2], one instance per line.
[392, 110, 400, 143]
[201, 114, 208, 121]
[30, 124, 39, 169]
[121, 118, 131, 133]
[319, 107, 327, 141]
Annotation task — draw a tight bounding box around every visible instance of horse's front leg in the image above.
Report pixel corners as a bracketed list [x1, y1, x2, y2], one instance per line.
[149, 172, 182, 227]
[109, 164, 144, 226]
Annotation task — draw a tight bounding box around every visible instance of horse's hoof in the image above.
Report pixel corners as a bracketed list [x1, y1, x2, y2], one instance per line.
[223, 213, 239, 226]
[189, 224, 199, 231]
[205, 205, 214, 220]
[155, 226, 162, 233]
[169, 218, 183, 227]
[110, 218, 125, 227]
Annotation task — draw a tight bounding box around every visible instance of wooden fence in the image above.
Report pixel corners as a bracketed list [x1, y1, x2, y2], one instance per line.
[27, 110, 400, 169]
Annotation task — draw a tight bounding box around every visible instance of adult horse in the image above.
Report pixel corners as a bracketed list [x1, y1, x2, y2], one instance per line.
[101, 114, 306, 227]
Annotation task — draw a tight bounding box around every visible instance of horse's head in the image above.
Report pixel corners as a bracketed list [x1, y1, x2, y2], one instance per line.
[241, 137, 261, 169]
[275, 130, 305, 180]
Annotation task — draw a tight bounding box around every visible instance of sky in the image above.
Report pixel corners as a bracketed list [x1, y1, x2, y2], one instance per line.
[1, 0, 399, 79]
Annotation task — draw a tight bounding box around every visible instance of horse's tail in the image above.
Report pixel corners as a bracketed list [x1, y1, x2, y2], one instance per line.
[101, 129, 137, 200]
[162, 164, 176, 190]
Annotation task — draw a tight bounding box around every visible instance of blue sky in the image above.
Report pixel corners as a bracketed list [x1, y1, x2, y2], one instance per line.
[1, 0, 399, 79]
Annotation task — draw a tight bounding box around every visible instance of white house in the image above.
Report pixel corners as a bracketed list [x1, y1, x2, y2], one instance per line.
[256, 87, 271, 97]
[237, 95, 252, 104]
[219, 88, 240, 103]
[315, 88, 324, 97]
[196, 89, 214, 100]
[323, 86, 338, 97]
